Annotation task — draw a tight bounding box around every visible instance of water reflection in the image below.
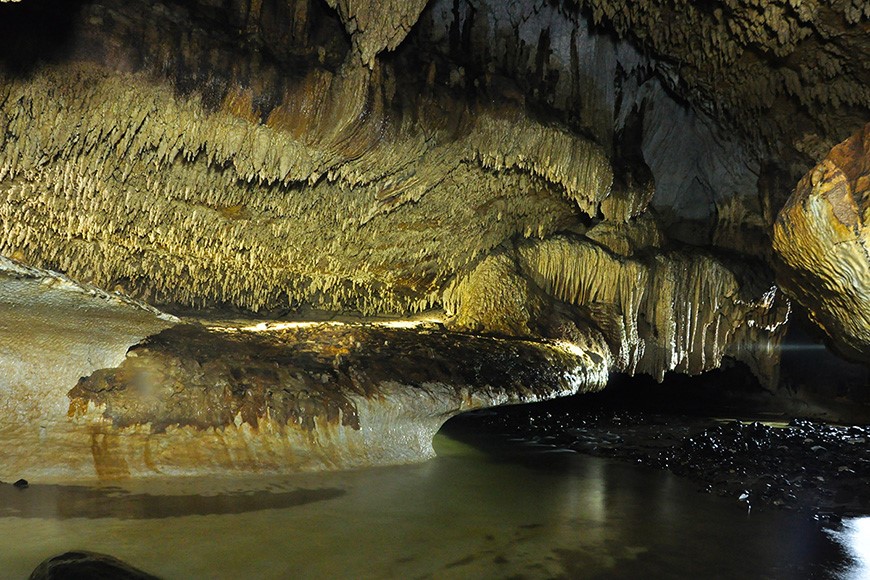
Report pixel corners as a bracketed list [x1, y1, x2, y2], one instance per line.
[0, 433, 857, 578]
[0, 484, 344, 519]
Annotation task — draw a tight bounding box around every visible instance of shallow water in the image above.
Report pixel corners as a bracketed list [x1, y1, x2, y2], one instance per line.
[0, 433, 864, 579]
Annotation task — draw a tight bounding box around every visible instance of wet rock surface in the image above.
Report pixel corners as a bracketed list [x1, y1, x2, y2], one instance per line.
[774, 122, 870, 363]
[70, 322, 607, 434]
[53, 320, 609, 479]
[447, 397, 870, 517]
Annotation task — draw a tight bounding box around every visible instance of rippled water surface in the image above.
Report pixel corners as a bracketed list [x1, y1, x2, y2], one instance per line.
[0, 432, 864, 579]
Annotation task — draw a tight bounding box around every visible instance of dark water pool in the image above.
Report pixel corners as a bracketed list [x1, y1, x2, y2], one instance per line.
[0, 432, 865, 578]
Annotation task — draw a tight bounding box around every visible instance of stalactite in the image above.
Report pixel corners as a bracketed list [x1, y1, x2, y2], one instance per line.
[0, 64, 610, 315]
[325, 0, 431, 67]
[516, 235, 791, 384]
[442, 250, 541, 337]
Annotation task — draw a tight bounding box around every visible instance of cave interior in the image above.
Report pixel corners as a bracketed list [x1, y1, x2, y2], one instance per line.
[0, 0, 869, 575]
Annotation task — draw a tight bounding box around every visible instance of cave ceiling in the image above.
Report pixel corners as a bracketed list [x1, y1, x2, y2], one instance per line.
[0, 0, 867, 372]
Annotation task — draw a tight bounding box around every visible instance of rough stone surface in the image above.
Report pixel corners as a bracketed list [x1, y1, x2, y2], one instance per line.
[0, 0, 867, 437]
[450, 402, 870, 517]
[0, 63, 608, 314]
[0, 257, 176, 482]
[62, 322, 608, 479]
[774, 123, 870, 363]
[326, 0, 431, 66]
[0, 259, 606, 481]
[516, 235, 791, 383]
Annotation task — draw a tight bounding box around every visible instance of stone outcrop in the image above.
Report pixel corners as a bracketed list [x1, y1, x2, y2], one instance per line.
[0, 259, 609, 481]
[774, 123, 870, 363]
[63, 322, 607, 479]
[0, 258, 176, 481]
[0, 0, 867, 487]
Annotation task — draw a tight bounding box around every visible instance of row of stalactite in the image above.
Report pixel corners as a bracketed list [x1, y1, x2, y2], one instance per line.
[0, 63, 613, 313]
[446, 231, 791, 385]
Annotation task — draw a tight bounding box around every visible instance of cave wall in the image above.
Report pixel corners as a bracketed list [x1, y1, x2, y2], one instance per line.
[0, 0, 866, 382]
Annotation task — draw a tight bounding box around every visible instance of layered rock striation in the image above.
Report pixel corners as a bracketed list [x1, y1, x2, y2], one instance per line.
[774, 123, 870, 363]
[65, 322, 608, 479]
[0, 255, 610, 481]
[0, 0, 867, 481]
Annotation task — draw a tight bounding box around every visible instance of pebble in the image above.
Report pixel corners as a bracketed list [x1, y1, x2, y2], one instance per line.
[454, 404, 870, 516]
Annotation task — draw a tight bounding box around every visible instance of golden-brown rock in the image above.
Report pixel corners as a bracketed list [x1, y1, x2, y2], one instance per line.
[0, 65, 610, 315]
[1, 258, 610, 482]
[517, 235, 790, 384]
[326, 0, 431, 66]
[61, 322, 608, 480]
[773, 123, 870, 362]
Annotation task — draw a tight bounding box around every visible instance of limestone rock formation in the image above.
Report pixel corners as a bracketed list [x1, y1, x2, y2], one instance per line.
[0, 258, 176, 481]
[326, 0, 431, 66]
[516, 235, 791, 383]
[0, 63, 609, 314]
[64, 322, 607, 479]
[0, 0, 867, 483]
[774, 124, 870, 363]
[1, 258, 608, 481]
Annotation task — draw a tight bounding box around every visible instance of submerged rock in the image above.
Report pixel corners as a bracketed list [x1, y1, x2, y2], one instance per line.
[29, 551, 159, 580]
[452, 401, 870, 516]
[774, 123, 870, 363]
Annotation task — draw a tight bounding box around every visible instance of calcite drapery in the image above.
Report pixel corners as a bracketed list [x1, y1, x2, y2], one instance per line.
[774, 123, 870, 363]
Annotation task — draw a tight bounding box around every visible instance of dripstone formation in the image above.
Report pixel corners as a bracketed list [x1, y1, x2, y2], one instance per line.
[0, 0, 867, 480]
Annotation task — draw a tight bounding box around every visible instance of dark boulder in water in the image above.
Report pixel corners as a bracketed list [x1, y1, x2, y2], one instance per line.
[29, 551, 160, 580]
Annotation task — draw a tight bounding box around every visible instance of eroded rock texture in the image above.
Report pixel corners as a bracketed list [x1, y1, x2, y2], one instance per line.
[0, 0, 867, 484]
[0, 256, 608, 480]
[63, 322, 607, 479]
[0, 257, 176, 481]
[774, 124, 870, 362]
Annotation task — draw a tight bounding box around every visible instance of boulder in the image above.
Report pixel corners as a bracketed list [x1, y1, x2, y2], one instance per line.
[29, 551, 159, 580]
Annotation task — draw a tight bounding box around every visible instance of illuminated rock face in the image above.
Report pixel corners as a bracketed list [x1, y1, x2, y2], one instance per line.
[63, 323, 608, 480]
[0, 0, 867, 480]
[0, 258, 176, 481]
[774, 125, 870, 363]
[0, 259, 608, 481]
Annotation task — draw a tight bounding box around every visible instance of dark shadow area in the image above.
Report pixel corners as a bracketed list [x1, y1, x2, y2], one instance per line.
[0, 483, 344, 519]
[0, 0, 87, 75]
[441, 325, 870, 516]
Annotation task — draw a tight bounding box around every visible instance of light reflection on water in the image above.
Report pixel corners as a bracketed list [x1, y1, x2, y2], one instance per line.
[0, 433, 860, 579]
[828, 517, 870, 580]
